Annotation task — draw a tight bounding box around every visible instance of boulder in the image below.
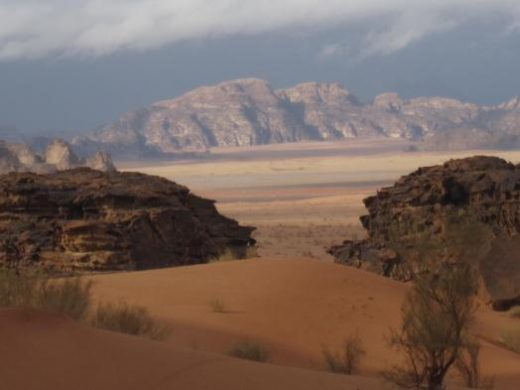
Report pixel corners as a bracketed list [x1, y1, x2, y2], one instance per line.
[0, 169, 255, 272]
[329, 156, 520, 310]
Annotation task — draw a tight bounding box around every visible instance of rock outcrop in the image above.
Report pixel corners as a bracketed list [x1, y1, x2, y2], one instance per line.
[73, 79, 520, 157]
[0, 139, 116, 174]
[329, 156, 520, 310]
[0, 169, 255, 272]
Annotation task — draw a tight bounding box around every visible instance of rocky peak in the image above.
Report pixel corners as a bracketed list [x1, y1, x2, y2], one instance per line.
[85, 152, 116, 172]
[373, 93, 403, 112]
[0, 142, 23, 173]
[155, 78, 278, 109]
[45, 139, 81, 170]
[498, 96, 520, 110]
[279, 82, 359, 106]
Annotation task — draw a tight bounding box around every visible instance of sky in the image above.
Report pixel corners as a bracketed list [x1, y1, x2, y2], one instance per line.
[0, 0, 519, 135]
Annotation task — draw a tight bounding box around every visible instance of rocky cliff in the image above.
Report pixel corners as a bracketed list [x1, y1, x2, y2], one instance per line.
[73, 79, 520, 157]
[0, 139, 115, 174]
[329, 156, 520, 310]
[0, 169, 255, 272]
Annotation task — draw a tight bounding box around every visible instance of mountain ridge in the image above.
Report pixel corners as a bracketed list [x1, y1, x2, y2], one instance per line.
[71, 78, 520, 158]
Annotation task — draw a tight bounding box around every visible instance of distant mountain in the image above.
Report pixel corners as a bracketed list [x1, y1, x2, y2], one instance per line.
[72, 78, 520, 158]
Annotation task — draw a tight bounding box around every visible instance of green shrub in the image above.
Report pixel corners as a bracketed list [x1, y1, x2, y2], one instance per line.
[91, 302, 170, 340]
[323, 335, 366, 375]
[228, 340, 269, 362]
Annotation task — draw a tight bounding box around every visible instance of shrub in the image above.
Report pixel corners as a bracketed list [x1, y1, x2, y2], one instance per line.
[36, 278, 92, 321]
[323, 335, 366, 375]
[0, 269, 91, 320]
[384, 265, 478, 390]
[210, 297, 226, 313]
[228, 340, 269, 362]
[0, 268, 41, 308]
[91, 302, 170, 340]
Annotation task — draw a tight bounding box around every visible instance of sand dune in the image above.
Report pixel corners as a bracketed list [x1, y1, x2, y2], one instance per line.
[88, 258, 520, 388]
[0, 308, 382, 390]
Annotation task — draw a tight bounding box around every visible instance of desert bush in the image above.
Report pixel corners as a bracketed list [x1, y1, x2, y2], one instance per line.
[0, 268, 41, 307]
[228, 340, 269, 362]
[210, 297, 226, 313]
[384, 265, 478, 390]
[323, 335, 366, 375]
[36, 278, 92, 321]
[91, 302, 170, 340]
[502, 328, 520, 354]
[1, 268, 169, 340]
[0, 268, 91, 320]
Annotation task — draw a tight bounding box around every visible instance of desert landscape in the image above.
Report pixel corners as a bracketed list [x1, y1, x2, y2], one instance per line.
[2, 3, 520, 388]
[1, 140, 520, 389]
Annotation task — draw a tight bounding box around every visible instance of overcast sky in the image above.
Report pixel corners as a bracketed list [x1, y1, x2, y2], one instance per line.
[0, 0, 519, 135]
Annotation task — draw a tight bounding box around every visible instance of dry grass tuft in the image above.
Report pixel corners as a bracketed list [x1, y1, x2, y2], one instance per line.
[323, 335, 366, 375]
[228, 340, 270, 362]
[210, 297, 227, 313]
[91, 302, 170, 340]
[0, 269, 91, 320]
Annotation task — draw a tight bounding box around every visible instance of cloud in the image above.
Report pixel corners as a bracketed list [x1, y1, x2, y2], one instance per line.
[0, 0, 518, 60]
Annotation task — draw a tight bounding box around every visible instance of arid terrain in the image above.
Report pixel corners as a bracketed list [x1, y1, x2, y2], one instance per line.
[2, 140, 520, 389]
[120, 139, 520, 259]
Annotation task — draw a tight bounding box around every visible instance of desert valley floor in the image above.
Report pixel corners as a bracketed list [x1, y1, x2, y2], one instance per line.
[2, 139, 520, 389]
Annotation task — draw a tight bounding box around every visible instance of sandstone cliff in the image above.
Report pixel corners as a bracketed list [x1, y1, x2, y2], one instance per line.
[0, 169, 255, 272]
[329, 156, 520, 310]
[72, 79, 520, 157]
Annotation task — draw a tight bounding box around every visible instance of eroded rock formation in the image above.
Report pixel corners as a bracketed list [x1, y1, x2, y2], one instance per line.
[0, 139, 116, 174]
[329, 156, 520, 310]
[0, 169, 255, 272]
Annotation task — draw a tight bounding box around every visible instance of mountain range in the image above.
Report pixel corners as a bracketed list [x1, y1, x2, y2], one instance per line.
[25, 78, 520, 158]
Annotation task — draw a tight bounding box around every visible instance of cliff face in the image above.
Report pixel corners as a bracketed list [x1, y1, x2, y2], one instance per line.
[329, 156, 520, 310]
[0, 139, 115, 174]
[0, 169, 255, 273]
[73, 78, 520, 157]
